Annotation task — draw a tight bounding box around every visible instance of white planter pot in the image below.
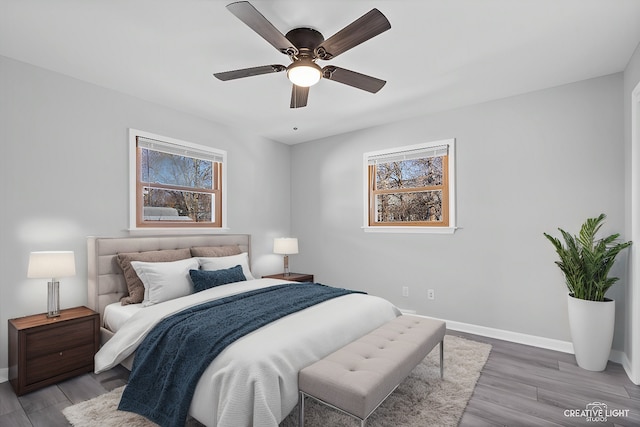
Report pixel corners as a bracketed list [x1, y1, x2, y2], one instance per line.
[567, 294, 615, 371]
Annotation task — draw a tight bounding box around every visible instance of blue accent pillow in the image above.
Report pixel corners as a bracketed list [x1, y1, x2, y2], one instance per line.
[189, 265, 246, 292]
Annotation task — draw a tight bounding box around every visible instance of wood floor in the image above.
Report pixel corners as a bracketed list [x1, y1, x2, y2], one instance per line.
[453, 332, 640, 427]
[1, 331, 638, 427]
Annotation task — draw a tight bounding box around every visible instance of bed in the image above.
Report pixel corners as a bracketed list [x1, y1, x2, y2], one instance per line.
[87, 234, 400, 427]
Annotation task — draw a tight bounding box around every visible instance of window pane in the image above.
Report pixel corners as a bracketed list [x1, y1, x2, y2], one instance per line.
[375, 190, 443, 222]
[143, 187, 212, 222]
[141, 148, 213, 189]
[375, 157, 443, 190]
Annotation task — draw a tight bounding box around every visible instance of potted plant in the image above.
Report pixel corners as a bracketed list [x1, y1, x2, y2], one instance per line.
[544, 214, 632, 371]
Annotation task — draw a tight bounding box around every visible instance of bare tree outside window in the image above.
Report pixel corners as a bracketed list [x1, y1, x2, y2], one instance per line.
[365, 141, 453, 229]
[374, 157, 444, 222]
[130, 130, 226, 229]
[141, 149, 214, 222]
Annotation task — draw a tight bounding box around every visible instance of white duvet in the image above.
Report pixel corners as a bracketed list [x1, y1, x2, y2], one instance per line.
[95, 278, 400, 427]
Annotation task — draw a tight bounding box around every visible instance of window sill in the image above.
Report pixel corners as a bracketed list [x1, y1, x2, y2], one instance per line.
[362, 226, 458, 234]
[127, 227, 231, 236]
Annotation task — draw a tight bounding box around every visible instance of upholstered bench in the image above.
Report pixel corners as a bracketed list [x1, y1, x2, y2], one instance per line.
[298, 315, 446, 427]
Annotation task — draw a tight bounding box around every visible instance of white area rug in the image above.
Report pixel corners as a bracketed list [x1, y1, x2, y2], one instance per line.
[63, 335, 491, 427]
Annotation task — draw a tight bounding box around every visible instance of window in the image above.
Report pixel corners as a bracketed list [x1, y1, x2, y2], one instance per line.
[129, 129, 226, 229]
[363, 139, 456, 233]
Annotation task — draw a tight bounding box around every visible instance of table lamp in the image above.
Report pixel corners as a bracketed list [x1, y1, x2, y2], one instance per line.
[273, 238, 298, 276]
[27, 251, 76, 318]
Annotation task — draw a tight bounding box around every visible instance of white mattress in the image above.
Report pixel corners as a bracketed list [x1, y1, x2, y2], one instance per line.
[103, 301, 143, 332]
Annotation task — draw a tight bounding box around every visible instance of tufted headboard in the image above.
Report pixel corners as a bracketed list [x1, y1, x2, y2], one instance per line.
[87, 234, 251, 322]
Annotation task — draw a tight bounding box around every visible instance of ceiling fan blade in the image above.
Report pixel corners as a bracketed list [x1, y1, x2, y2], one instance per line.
[290, 85, 309, 108]
[315, 9, 390, 60]
[214, 64, 286, 81]
[322, 66, 386, 93]
[226, 1, 297, 55]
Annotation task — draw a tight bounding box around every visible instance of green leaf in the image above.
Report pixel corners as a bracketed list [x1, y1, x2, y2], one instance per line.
[543, 214, 632, 301]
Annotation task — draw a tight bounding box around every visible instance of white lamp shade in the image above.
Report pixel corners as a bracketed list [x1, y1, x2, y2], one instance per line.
[27, 251, 76, 279]
[273, 238, 299, 255]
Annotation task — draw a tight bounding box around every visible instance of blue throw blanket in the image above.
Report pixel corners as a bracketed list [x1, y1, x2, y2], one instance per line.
[118, 283, 362, 427]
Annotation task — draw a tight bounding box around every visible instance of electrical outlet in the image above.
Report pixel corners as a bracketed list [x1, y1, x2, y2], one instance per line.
[402, 286, 409, 297]
[427, 289, 435, 300]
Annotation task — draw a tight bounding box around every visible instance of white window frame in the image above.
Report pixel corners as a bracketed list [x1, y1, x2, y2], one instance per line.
[128, 128, 228, 231]
[362, 138, 456, 234]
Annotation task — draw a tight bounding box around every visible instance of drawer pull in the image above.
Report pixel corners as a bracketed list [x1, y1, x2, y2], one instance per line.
[59, 352, 63, 356]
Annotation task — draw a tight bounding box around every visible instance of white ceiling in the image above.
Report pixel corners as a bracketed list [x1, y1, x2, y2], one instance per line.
[2, 0, 640, 145]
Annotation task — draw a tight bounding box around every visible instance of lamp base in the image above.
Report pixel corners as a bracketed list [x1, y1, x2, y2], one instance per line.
[283, 255, 290, 276]
[47, 280, 60, 318]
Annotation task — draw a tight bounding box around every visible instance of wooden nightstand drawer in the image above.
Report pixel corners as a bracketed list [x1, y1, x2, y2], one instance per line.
[26, 319, 94, 357]
[8, 306, 99, 395]
[26, 343, 95, 384]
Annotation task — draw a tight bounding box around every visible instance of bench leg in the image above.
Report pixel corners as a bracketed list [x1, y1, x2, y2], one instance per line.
[299, 391, 305, 427]
[440, 340, 444, 379]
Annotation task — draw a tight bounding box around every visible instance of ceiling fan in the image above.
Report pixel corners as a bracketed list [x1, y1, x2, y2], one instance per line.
[213, 1, 391, 108]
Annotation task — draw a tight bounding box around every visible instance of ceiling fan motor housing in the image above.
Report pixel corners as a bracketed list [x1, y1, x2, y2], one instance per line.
[285, 27, 325, 58]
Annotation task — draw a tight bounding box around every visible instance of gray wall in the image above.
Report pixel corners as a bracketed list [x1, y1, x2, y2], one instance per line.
[0, 56, 291, 373]
[290, 74, 628, 349]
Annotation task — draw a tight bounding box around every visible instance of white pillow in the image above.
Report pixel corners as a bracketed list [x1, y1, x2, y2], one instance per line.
[198, 252, 255, 280]
[131, 257, 200, 307]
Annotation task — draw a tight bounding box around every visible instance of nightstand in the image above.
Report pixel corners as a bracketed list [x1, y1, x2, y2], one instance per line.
[263, 273, 314, 283]
[8, 306, 100, 396]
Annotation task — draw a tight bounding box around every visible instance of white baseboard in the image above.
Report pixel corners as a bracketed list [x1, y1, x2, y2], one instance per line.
[619, 351, 640, 385]
[0, 368, 8, 384]
[609, 349, 624, 365]
[402, 312, 627, 366]
[442, 317, 575, 353]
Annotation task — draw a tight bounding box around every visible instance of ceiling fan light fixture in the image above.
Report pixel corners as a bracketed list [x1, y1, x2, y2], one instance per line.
[287, 60, 322, 87]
